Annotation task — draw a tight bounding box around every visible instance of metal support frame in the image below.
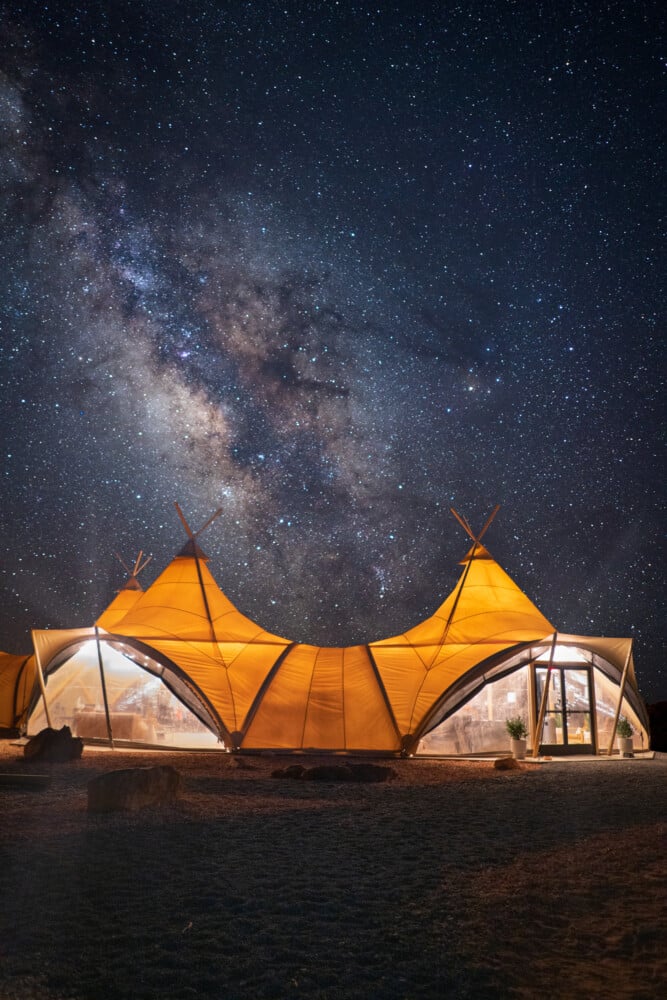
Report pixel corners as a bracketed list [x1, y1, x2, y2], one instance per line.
[94, 626, 114, 747]
[606, 641, 633, 756]
[532, 631, 558, 758]
[32, 638, 52, 729]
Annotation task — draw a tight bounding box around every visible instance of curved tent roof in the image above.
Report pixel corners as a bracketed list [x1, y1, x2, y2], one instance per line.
[369, 543, 555, 742]
[103, 534, 554, 751]
[23, 508, 649, 753]
[107, 543, 291, 742]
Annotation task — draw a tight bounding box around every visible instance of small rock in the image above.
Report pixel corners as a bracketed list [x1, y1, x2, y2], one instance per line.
[87, 765, 181, 812]
[23, 726, 83, 763]
[346, 763, 397, 783]
[494, 756, 521, 771]
[271, 764, 306, 779]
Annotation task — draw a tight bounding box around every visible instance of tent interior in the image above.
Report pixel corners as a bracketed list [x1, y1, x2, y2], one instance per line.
[417, 638, 648, 756]
[18, 507, 650, 756]
[28, 635, 221, 749]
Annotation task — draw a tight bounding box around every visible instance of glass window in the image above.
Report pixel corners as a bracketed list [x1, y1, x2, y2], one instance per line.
[536, 668, 564, 744]
[593, 668, 647, 751]
[417, 667, 529, 755]
[536, 667, 593, 746]
[28, 641, 221, 749]
[534, 645, 588, 664]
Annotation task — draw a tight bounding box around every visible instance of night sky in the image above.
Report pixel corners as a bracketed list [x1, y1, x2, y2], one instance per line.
[1, 2, 664, 701]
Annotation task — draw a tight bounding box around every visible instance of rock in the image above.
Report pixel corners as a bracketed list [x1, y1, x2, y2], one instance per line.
[87, 765, 181, 812]
[346, 763, 397, 783]
[301, 764, 354, 781]
[272, 762, 396, 782]
[23, 726, 83, 763]
[494, 755, 521, 771]
[272, 764, 306, 779]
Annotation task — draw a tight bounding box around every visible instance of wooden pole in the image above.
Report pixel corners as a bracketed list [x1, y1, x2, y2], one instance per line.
[32, 640, 52, 729]
[94, 626, 114, 748]
[532, 632, 558, 758]
[433, 506, 500, 667]
[606, 640, 633, 757]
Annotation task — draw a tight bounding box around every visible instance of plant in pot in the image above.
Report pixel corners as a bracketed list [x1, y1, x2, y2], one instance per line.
[616, 716, 633, 757]
[505, 716, 528, 759]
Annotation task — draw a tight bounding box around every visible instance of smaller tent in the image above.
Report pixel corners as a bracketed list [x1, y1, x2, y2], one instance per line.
[0, 651, 35, 733]
[95, 551, 151, 631]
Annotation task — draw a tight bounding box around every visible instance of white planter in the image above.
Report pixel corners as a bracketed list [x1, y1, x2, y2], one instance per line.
[510, 737, 527, 760]
[617, 735, 633, 757]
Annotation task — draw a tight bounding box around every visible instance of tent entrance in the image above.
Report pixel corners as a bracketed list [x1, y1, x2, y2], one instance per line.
[535, 665, 596, 755]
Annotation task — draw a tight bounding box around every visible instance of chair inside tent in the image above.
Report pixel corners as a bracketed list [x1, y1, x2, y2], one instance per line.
[23, 507, 650, 755]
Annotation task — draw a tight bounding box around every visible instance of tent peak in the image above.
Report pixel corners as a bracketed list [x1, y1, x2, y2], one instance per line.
[173, 502, 223, 561]
[459, 543, 493, 564]
[450, 505, 500, 546]
[176, 538, 211, 560]
[114, 550, 152, 592]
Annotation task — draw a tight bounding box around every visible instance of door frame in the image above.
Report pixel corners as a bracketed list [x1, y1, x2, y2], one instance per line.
[532, 663, 597, 756]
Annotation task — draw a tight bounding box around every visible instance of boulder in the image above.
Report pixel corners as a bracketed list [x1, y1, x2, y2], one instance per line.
[272, 764, 306, 779]
[301, 764, 352, 782]
[346, 762, 397, 783]
[24, 726, 83, 763]
[272, 762, 396, 782]
[87, 765, 181, 813]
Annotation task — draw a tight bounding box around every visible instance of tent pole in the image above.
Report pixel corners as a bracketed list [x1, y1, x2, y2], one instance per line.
[532, 632, 558, 758]
[94, 626, 114, 748]
[33, 640, 52, 729]
[436, 506, 501, 660]
[192, 551, 217, 644]
[606, 641, 633, 757]
[432, 527, 484, 659]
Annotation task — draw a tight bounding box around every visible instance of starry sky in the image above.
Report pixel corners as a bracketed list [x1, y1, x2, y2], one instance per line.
[1, 2, 665, 701]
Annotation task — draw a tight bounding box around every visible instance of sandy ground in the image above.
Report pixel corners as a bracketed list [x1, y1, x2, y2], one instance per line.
[0, 743, 665, 1000]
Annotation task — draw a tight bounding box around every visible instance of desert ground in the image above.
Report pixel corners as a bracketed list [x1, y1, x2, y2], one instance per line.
[0, 742, 665, 1000]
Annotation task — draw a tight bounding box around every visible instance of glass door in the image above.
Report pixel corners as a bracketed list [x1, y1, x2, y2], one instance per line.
[535, 666, 595, 755]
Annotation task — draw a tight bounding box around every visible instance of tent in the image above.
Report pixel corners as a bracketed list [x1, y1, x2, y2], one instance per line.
[0, 652, 36, 733]
[95, 551, 151, 632]
[22, 508, 650, 755]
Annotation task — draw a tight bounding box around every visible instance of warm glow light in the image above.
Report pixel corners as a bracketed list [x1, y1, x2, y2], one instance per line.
[534, 645, 589, 664]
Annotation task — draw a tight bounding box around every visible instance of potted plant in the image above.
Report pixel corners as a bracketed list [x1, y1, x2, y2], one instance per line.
[616, 716, 633, 756]
[505, 716, 528, 759]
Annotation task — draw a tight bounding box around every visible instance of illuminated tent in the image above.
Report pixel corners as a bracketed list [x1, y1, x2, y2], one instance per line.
[0, 652, 35, 733]
[0, 554, 148, 736]
[0, 549, 149, 734]
[95, 551, 152, 632]
[23, 506, 650, 755]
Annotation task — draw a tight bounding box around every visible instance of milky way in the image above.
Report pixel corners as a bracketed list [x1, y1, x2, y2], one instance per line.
[0, 2, 664, 699]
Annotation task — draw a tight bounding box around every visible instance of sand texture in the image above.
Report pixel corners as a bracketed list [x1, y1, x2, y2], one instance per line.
[0, 744, 665, 999]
